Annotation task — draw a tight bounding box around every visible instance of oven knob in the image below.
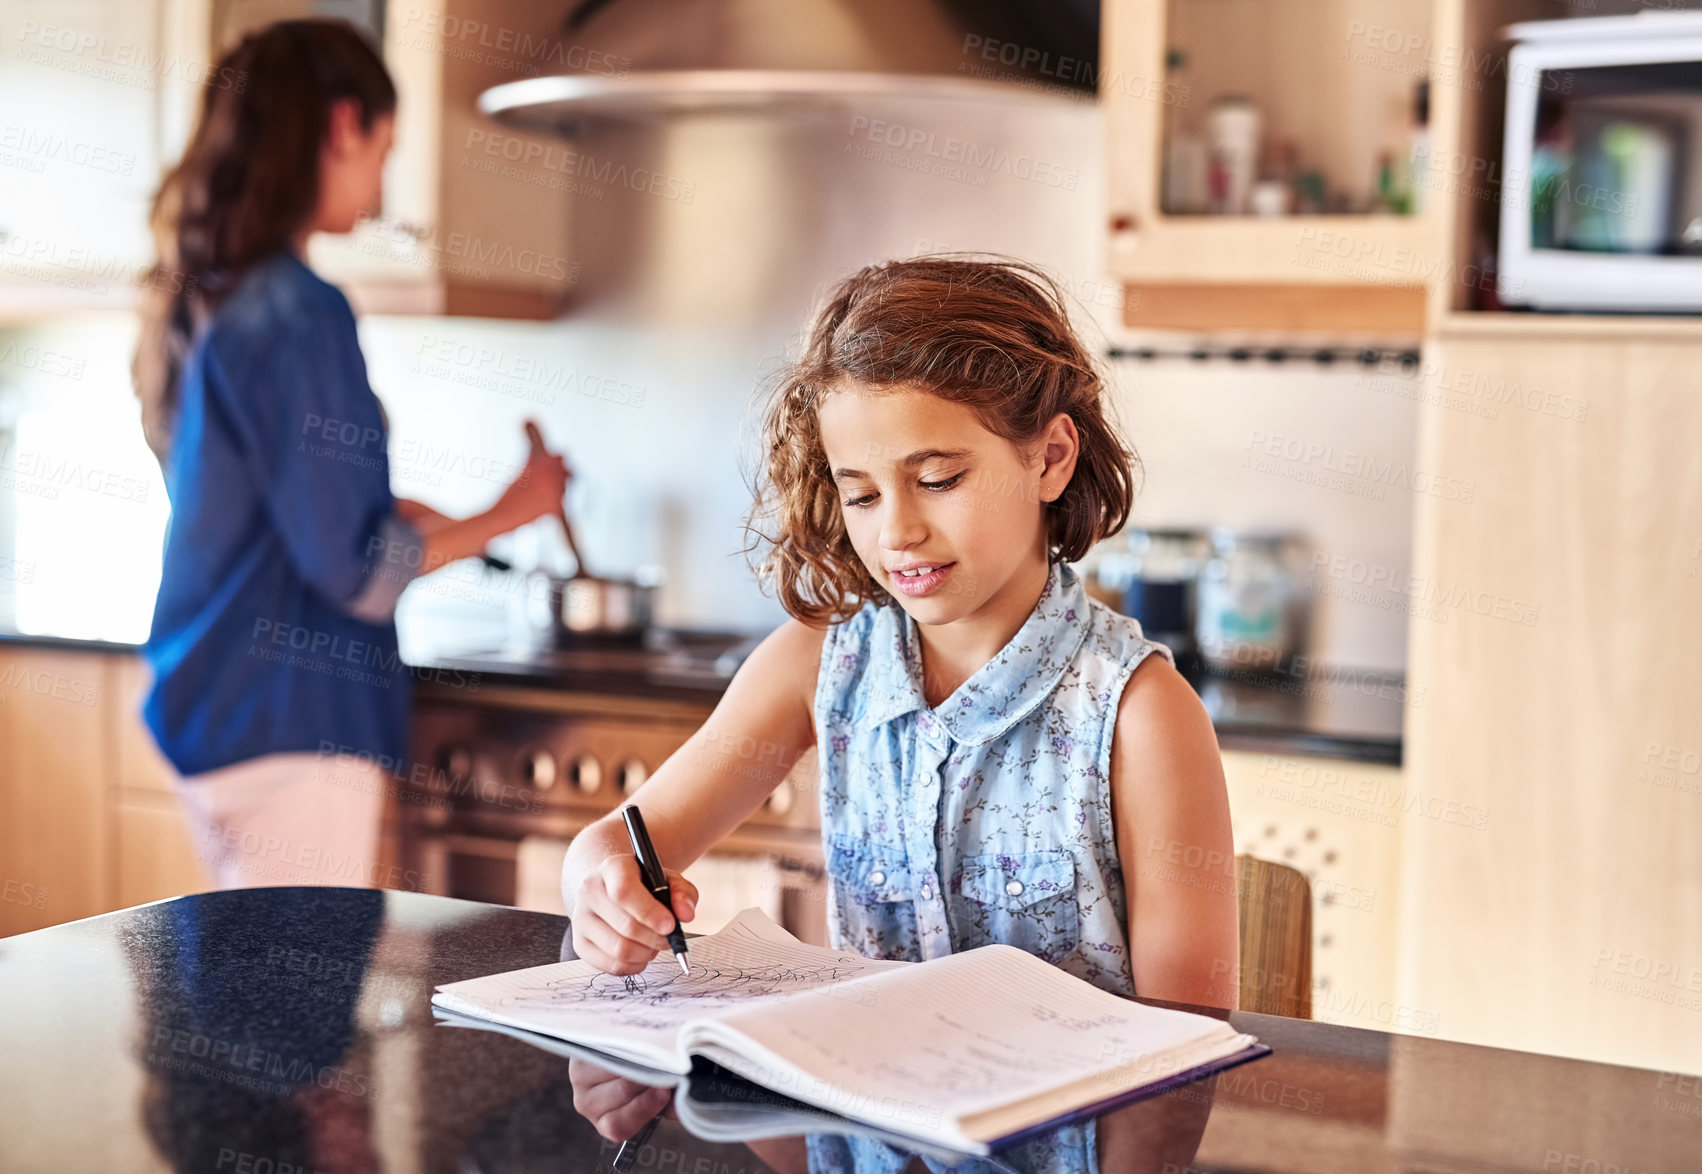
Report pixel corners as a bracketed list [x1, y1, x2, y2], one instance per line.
[521, 747, 557, 791]
[437, 745, 472, 787]
[569, 754, 603, 794]
[767, 782, 794, 815]
[619, 758, 649, 794]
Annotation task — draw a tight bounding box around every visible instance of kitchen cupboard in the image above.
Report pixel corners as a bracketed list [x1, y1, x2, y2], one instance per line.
[108, 653, 220, 910]
[1221, 750, 1406, 1035]
[0, 647, 112, 935]
[1101, 0, 1702, 1074]
[1101, 0, 1443, 333]
[1401, 319, 1702, 1074]
[286, 0, 580, 317]
[0, 646, 415, 936]
[0, 0, 578, 321]
[0, 647, 207, 936]
[0, 0, 164, 320]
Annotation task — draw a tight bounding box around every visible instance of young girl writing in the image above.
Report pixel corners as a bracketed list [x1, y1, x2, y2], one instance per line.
[561, 257, 1237, 1172]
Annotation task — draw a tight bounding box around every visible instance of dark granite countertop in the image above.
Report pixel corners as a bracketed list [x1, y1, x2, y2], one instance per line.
[0, 629, 143, 655]
[407, 641, 1405, 766]
[2, 888, 1695, 1173]
[0, 624, 1404, 765]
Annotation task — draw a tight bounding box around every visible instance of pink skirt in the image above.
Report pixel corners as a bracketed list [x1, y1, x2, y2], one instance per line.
[174, 752, 389, 890]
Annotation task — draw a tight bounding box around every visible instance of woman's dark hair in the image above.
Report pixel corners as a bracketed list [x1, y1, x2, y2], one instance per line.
[745, 254, 1140, 625]
[133, 19, 395, 461]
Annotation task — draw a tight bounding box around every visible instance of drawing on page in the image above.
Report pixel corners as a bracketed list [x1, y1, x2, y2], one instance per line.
[506, 957, 871, 1007]
[496, 952, 876, 1032]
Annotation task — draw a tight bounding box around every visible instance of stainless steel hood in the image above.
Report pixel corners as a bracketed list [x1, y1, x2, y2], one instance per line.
[478, 0, 1099, 135]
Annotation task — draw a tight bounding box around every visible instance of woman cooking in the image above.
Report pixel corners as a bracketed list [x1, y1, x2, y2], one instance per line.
[133, 18, 566, 888]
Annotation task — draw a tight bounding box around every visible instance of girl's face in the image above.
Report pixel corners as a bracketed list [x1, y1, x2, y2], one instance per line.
[818, 385, 1079, 627]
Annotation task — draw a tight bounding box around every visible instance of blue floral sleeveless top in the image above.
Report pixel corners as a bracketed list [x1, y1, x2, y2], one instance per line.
[804, 560, 1175, 1174]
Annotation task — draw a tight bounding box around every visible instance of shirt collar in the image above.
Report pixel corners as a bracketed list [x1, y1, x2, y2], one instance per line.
[857, 561, 1092, 747]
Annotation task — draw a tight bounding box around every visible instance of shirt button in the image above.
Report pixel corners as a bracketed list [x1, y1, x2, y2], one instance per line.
[868, 870, 885, 886]
[920, 884, 933, 900]
[1005, 879, 1024, 896]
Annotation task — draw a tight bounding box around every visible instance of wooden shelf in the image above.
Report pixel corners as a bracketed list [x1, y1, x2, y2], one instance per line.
[1436, 311, 1702, 341]
[1103, 0, 1447, 332]
[1122, 280, 1427, 335]
[1109, 214, 1435, 286]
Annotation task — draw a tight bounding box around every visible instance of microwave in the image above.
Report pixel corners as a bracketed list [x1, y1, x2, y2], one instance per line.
[1498, 12, 1702, 312]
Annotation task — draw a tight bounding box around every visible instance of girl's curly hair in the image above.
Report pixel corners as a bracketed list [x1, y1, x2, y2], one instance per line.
[743, 254, 1139, 625]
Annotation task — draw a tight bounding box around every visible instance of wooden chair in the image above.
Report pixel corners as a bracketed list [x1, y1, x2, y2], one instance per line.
[1234, 854, 1313, 1018]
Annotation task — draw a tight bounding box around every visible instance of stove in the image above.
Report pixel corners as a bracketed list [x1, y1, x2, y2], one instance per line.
[401, 623, 827, 943]
[412, 626, 764, 696]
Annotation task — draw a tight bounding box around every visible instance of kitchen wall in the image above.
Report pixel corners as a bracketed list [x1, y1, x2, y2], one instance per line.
[0, 99, 1418, 673]
[364, 99, 1419, 673]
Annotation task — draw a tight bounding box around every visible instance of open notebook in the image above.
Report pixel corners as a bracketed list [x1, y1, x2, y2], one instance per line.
[431, 907, 1267, 1156]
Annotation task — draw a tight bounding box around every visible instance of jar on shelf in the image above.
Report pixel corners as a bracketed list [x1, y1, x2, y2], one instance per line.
[1092, 528, 1209, 662]
[1194, 529, 1309, 674]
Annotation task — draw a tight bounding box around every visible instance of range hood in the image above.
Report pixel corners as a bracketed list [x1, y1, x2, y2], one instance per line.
[478, 0, 1099, 135]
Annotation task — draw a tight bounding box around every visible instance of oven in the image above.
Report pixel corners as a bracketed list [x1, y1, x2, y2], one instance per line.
[401, 635, 829, 946]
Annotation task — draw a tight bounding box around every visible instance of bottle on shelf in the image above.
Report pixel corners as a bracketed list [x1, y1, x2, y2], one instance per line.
[1252, 140, 1298, 217]
[1207, 95, 1261, 215]
[1165, 130, 1211, 215]
[1408, 79, 1432, 215]
[1374, 150, 1412, 215]
[1293, 169, 1327, 215]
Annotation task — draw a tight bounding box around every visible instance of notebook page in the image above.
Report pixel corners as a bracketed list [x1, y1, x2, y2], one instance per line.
[690, 943, 1251, 1134]
[431, 1007, 686, 1086]
[430, 908, 909, 1073]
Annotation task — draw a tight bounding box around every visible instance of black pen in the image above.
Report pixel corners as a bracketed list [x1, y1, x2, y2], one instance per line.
[621, 804, 690, 975]
[612, 1105, 664, 1173]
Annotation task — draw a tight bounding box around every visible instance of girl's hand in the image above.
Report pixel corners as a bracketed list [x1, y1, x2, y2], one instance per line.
[570, 854, 698, 976]
[568, 1058, 676, 1141]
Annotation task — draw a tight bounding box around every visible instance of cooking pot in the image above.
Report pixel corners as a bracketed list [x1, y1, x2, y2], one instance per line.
[481, 421, 662, 643]
[479, 554, 660, 643]
[527, 566, 660, 641]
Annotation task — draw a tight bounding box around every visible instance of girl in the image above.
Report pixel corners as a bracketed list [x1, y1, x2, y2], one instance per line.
[135, 19, 568, 890]
[562, 257, 1237, 1173]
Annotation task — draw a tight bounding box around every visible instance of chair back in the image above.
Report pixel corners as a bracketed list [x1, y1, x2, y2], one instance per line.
[1235, 854, 1313, 1018]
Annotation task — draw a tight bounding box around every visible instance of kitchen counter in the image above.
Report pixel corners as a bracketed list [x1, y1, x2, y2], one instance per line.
[3, 888, 1696, 1173]
[407, 638, 1405, 766]
[0, 622, 1405, 764]
[0, 629, 143, 656]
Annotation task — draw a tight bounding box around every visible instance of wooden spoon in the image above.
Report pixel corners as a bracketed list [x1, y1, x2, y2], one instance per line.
[524, 420, 591, 580]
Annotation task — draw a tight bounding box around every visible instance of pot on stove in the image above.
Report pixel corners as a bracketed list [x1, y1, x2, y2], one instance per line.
[490, 422, 663, 644]
[526, 565, 661, 642]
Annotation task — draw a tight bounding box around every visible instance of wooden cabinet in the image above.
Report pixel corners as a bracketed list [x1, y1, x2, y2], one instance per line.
[0, 647, 202, 936]
[1400, 318, 1702, 1073]
[108, 654, 213, 910]
[0, 0, 577, 322]
[0, 648, 112, 934]
[0, 0, 165, 319]
[281, 0, 579, 317]
[1221, 750, 1406, 1034]
[1102, 0, 1443, 332]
